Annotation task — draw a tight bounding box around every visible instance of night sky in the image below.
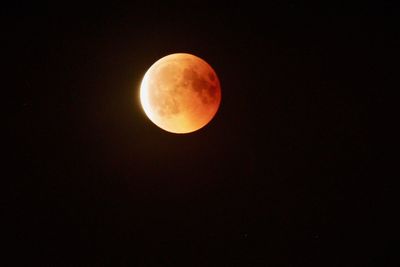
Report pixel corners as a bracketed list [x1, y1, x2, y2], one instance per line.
[4, 2, 395, 266]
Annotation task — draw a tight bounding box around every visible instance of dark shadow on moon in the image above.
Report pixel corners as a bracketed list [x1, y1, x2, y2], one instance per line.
[182, 67, 219, 105]
[146, 57, 220, 120]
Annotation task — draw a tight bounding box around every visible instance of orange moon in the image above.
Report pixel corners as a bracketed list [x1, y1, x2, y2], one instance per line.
[140, 53, 221, 134]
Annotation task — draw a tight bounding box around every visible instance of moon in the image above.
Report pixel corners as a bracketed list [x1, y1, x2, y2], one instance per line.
[140, 53, 221, 134]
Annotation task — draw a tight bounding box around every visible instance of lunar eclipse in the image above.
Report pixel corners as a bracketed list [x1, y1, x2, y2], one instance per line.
[6, 2, 385, 265]
[140, 53, 221, 134]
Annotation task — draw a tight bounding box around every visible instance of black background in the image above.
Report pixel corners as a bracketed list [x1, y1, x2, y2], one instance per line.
[4, 2, 395, 266]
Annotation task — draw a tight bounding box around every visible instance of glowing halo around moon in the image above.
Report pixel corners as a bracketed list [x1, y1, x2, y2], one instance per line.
[139, 53, 221, 134]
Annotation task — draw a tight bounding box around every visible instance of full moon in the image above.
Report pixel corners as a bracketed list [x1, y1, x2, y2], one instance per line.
[140, 53, 221, 134]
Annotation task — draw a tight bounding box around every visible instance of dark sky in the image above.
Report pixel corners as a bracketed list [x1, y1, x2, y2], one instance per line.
[4, 2, 395, 266]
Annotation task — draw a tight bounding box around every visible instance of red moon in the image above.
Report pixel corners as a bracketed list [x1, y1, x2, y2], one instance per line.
[140, 53, 221, 134]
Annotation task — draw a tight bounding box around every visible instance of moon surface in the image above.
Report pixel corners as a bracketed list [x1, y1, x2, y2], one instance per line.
[140, 53, 221, 134]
